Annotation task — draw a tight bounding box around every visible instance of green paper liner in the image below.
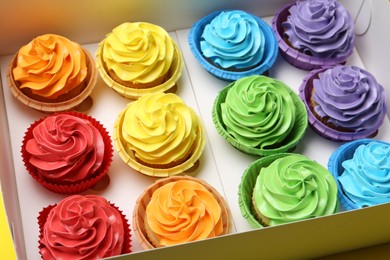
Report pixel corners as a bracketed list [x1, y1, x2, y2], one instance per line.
[212, 77, 308, 156]
[21, 111, 113, 194]
[113, 102, 206, 177]
[132, 175, 231, 249]
[96, 38, 183, 100]
[38, 198, 132, 258]
[7, 48, 97, 112]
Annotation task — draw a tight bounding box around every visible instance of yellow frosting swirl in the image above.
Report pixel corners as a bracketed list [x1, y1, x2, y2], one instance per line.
[146, 180, 223, 246]
[102, 22, 175, 84]
[13, 34, 87, 99]
[120, 92, 200, 166]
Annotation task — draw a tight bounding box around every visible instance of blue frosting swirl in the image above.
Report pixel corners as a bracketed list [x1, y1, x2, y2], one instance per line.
[200, 10, 265, 69]
[339, 142, 390, 208]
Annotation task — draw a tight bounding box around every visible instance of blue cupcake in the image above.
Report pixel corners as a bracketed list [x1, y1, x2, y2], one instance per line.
[328, 139, 390, 210]
[188, 10, 278, 81]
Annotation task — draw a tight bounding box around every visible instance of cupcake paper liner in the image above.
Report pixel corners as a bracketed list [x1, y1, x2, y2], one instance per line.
[7, 48, 97, 112]
[271, 3, 353, 71]
[188, 9, 278, 81]
[212, 80, 308, 156]
[38, 200, 132, 258]
[299, 68, 384, 141]
[113, 106, 206, 177]
[96, 40, 183, 100]
[327, 138, 390, 211]
[21, 111, 113, 194]
[132, 175, 231, 249]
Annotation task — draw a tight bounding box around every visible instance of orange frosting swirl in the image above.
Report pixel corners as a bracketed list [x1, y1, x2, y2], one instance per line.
[146, 180, 223, 246]
[13, 34, 87, 99]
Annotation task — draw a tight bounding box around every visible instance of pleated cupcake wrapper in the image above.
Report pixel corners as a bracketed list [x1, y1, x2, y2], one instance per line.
[327, 138, 390, 211]
[188, 9, 278, 82]
[271, 3, 353, 71]
[38, 201, 132, 258]
[96, 39, 183, 100]
[132, 175, 232, 249]
[21, 111, 113, 194]
[7, 48, 97, 113]
[298, 68, 384, 141]
[113, 104, 206, 177]
[212, 79, 308, 156]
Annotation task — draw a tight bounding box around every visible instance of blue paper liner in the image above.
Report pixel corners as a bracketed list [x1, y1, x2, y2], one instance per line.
[328, 139, 390, 210]
[271, 3, 354, 71]
[188, 10, 278, 81]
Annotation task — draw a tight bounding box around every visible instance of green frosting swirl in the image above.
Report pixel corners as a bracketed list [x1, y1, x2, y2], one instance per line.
[253, 154, 338, 226]
[221, 75, 296, 149]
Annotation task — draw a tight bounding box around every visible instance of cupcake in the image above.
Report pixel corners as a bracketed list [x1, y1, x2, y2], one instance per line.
[328, 139, 390, 210]
[114, 92, 206, 177]
[212, 75, 307, 156]
[238, 153, 339, 228]
[132, 176, 231, 249]
[188, 10, 278, 81]
[7, 34, 97, 112]
[21, 111, 113, 194]
[272, 0, 355, 70]
[96, 22, 183, 99]
[299, 65, 387, 141]
[38, 195, 131, 259]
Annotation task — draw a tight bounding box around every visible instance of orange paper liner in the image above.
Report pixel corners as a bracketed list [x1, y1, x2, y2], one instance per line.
[95, 39, 183, 100]
[7, 48, 97, 113]
[21, 111, 113, 194]
[113, 105, 206, 177]
[132, 175, 232, 249]
[38, 200, 131, 258]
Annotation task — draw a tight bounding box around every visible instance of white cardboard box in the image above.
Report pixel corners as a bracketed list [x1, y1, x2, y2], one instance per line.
[1, 0, 390, 259]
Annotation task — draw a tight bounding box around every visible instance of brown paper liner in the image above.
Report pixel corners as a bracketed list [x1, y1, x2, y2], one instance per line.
[21, 111, 113, 194]
[38, 199, 131, 258]
[132, 175, 231, 249]
[7, 48, 97, 112]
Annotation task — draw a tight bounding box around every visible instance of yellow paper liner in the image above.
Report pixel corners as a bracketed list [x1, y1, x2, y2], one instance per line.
[96, 38, 183, 100]
[132, 175, 231, 249]
[7, 48, 97, 113]
[113, 104, 206, 177]
[21, 111, 113, 194]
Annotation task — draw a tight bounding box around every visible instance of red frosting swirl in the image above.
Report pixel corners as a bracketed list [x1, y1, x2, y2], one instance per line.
[25, 114, 104, 183]
[40, 195, 125, 259]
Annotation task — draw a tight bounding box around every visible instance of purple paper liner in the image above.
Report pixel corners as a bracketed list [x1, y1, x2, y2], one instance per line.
[298, 67, 384, 141]
[327, 138, 390, 211]
[188, 9, 278, 81]
[271, 3, 353, 71]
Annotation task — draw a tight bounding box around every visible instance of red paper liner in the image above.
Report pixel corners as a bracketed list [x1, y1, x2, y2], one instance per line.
[21, 111, 113, 194]
[7, 48, 97, 112]
[132, 175, 231, 249]
[38, 199, 131, 258]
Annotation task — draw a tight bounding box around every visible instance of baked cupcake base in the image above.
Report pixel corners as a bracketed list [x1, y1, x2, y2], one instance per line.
[7, 48, 97, 112]
[132, 175, 231, 249]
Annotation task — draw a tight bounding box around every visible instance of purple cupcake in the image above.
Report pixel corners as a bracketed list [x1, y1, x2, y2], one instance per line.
[272, 0, 355, 70]
[299, 65, 387, 141]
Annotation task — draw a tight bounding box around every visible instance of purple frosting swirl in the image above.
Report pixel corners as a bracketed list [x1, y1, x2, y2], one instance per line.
[282, 0, 355, 59]
[312, 65, 386, 131]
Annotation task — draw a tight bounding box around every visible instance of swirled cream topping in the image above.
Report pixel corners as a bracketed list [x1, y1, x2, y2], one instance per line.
[313, 66, 386, 131]
[200, 10, 265, 69]
[120, 92, 201, 166]
[26, 114, 104, 183]
[102, 22, 176, 84]
[283, 0, 355, 58]
[221, 75, 296, 149]
[13, 34, 87, 99]
[146, 180, 223, 246]
[339, 142, 390, 208]
[253, 154, 338, 225]
[40, 195, 125, 259]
